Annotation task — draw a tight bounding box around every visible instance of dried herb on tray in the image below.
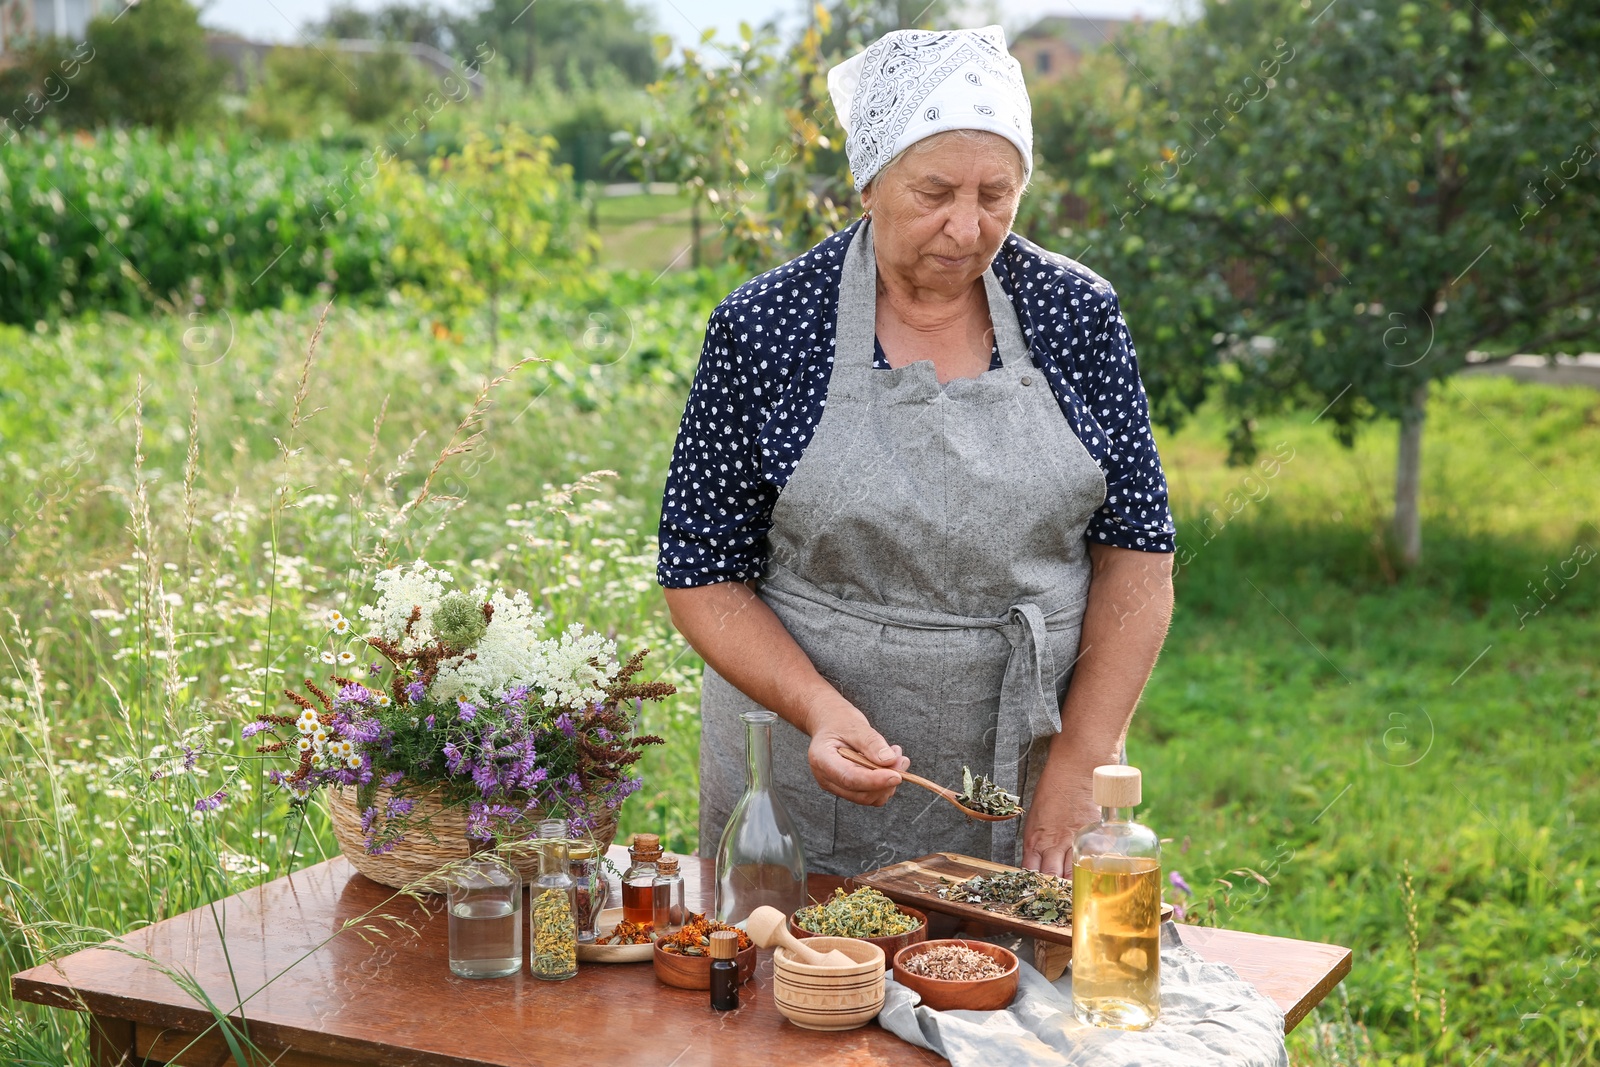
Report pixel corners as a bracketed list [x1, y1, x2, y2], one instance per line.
[931, 868, 1073, 926]
[656, 913, 752, 956]
[596, 919, 655, 945]
[794, 887, 920, 938]
[955, 766, 1024, 817]
[901, 944, 1005, 981]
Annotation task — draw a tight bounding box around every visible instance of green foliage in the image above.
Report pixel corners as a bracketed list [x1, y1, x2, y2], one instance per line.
[459, 0, 660, 88]
[0, 129, 406, 324]
[242, 45, 438, 136]
[1032, 0, 1600, 442]
[379, 122, 594, 356]
[73, 0, 226, 132]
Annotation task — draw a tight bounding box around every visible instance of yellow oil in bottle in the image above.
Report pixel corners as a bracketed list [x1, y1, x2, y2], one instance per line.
[1071, 853, 1161, 1029]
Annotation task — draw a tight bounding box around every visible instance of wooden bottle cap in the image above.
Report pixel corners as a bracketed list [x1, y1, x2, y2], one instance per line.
[630, 833, 661, 858]
[657, 856, 679, 876]
[709, 930, 740, 960]
[1093, 765, 1141, 808]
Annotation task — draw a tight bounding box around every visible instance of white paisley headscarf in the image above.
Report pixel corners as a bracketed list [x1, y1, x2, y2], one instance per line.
[826, 25, 1033, 192]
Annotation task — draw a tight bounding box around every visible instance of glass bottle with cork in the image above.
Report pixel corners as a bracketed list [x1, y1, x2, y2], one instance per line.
[1071, 764, 1161, 1029]
[652, 856, 685, 938]
[709, 929, 740, 1011]
[621, 832, 663, 927]
[529, 818, 579, 981]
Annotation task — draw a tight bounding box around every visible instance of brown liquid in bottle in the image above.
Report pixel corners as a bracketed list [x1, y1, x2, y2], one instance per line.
[621, 878, 655, 926]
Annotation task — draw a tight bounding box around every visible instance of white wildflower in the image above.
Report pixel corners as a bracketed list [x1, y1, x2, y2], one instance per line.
[426, 586, 550, 705]
[358, 560, 454, 652]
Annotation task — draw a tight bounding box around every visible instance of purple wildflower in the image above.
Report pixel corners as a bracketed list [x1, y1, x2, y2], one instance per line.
[424, 714, 436, 730]
[360, 805, 380, 836]
[1169, 871, 1192, 896]
[337, 684, 372, 705]
[193, 789, 228, 813]
[457, 700, 477, 723]
[405, 681, 426, 704]
[442, 742, 466, 775]
[503, 685, 531, 704]
[182, 746, 199, 772]
[386, 797, 414, 819]
[554, 713, 576, 738]
[381, 771, 404, 788]
[241, 721, 271, 739]
[342, 717, 383, 744]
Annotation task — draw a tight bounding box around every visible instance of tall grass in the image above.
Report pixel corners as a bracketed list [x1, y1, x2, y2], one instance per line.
[0, 292, 1595, 1064]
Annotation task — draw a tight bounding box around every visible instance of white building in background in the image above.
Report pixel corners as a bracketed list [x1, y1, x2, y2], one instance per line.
[0, 0, 124, 57]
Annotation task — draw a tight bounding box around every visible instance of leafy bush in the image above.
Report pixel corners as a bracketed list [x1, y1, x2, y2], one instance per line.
[0, 128, 404, 323]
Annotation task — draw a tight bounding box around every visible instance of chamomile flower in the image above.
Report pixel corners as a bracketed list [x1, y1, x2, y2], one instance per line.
[337, 650, 356, 665]
[332, 617, 351, 635]
[346, 755, 362, 770]
[330, 610, 344, 622]
[375, 693, 392, 708]
[297, 737, 313, 753]
[297, 709, 318, 730]
[320, 650, 336, 665]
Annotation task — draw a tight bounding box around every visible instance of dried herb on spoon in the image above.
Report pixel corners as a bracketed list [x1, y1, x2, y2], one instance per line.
[955, 766, 1024, 817]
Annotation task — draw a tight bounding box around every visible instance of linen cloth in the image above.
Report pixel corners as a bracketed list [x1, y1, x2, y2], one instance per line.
[827, 26, 1034, 190]
[878, 923, 1290, 1067]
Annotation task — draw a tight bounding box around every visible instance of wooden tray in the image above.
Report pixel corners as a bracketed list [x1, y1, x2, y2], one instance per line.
[856, 852, 1172, 949]
[576, 908, 653, 963]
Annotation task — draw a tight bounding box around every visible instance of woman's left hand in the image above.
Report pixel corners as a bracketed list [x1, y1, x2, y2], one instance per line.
[1021, 763, 1099, 877]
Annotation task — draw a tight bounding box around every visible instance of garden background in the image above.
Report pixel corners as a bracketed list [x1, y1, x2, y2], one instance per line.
[1, 0, 1597, 1063]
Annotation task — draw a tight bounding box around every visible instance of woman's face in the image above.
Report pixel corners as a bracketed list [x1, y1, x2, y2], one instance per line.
[861, 131, 1025, 298]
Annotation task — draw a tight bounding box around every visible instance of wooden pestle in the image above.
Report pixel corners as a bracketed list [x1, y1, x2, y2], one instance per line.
[745, 906, 857, 967]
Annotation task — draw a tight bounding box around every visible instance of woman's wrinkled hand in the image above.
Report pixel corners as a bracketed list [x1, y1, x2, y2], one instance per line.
[1022, 776, 1098, 877]
[806, 714, 909, 807]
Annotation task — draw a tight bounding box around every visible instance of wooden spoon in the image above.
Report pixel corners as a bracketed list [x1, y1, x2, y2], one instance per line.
[745, 906, 857, 967]
[838, 747, 1023, 823]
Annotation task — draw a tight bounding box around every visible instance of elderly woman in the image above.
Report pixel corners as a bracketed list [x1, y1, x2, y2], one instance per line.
[658, 26, 1175, 878]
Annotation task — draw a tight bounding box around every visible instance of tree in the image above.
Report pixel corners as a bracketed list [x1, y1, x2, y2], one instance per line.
[461, 0, 659, 88]
[1034, 0, 1600, 566]
[379, 123, 594, 361]
[614, 26, 775, 270]
[73, 0, 225, 132]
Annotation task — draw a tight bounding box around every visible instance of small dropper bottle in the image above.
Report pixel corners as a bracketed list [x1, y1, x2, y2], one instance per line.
[1071, 765, 1162, 1030]
[709, 929, 740, 1011]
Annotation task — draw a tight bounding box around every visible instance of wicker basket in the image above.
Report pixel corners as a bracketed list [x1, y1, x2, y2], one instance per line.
[328, 784, 620, 892]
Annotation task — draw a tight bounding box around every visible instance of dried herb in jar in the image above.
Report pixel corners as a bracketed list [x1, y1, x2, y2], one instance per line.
[532, 888, 578, 976]
[930, 868, 1073, 927]
[794, 887, 920, 938]
[955, 766, 1024, 817]
[657, 912, 752, 956]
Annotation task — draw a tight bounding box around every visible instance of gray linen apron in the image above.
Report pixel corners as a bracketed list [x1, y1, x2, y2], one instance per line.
[698, 222, 1109, 876]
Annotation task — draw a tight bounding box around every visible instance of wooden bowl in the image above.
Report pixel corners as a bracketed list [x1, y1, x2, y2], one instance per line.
[789, 904, 927, 972]
[892, 939, 1020, 1012]
[773, 936, 886, 1031]
[653, 939, 756, 990]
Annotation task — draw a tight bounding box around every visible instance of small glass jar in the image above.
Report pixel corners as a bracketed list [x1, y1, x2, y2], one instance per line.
[446, 843, 522, 979]
[529, 818, 579, 981]
[652, 856, 685, 938]
[621, 833, 662, 927]
[567, 833, 608, 944]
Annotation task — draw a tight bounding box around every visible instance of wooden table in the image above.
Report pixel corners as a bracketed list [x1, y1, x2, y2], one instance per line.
[11, 849, 1350, 1066]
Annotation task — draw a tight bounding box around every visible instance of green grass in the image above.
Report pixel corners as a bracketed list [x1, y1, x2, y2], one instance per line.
[0, 293, 1595, 1065]
[594, 192, 692, 226]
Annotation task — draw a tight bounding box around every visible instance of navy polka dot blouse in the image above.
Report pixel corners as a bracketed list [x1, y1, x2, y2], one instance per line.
[658, 219, 1176, 588]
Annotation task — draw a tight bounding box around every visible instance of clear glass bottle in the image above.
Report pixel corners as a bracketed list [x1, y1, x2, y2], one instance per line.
[529, 818, 578, 981]
[652, 856, 685, 938]
[714, 708, 806, 926]
[567, 832, 609, 944]
[621, 833, 661, 927]
[1071, 765, 1161, 1030]
[447, 841, 522, 979]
